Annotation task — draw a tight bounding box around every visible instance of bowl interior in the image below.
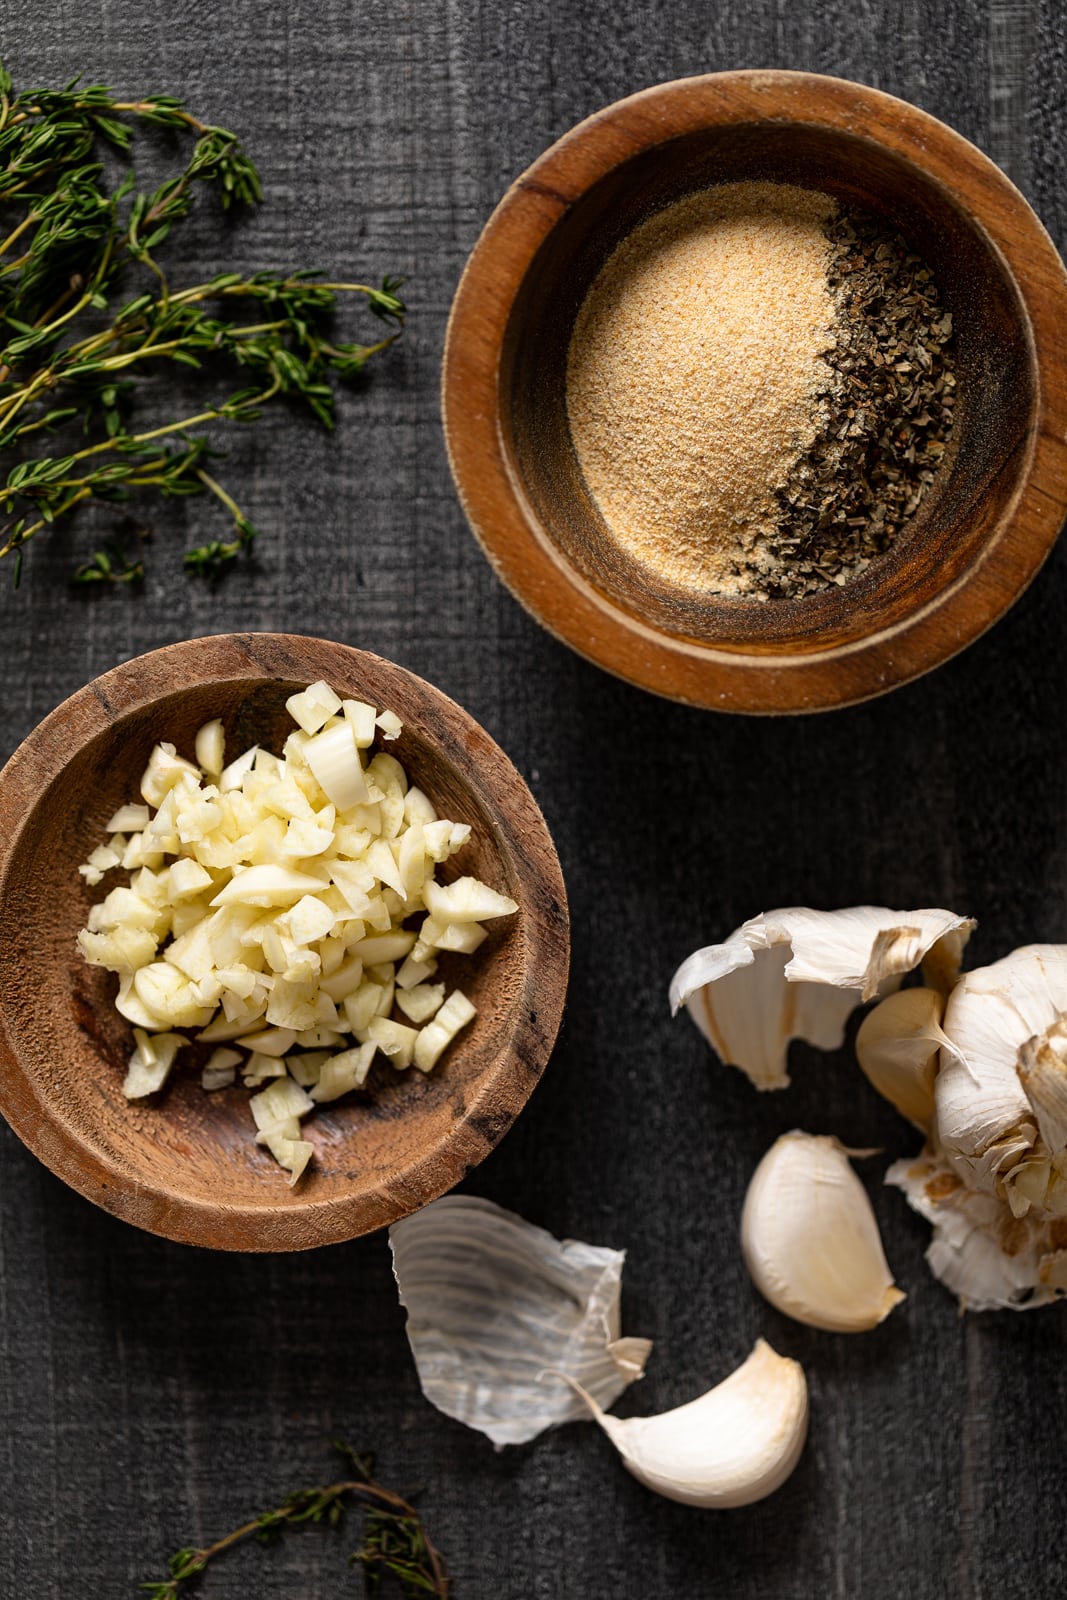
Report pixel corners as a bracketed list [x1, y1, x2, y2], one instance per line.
[0, 665, 542, 1246]
[503, 120, 1035, 653]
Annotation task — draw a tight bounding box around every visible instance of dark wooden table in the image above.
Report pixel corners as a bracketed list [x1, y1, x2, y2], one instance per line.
[2, 3, 1066, 1595]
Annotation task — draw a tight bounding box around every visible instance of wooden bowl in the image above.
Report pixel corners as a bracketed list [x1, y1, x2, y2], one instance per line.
[0, 634, 569, 1250]
[442, 70, 1067, 713]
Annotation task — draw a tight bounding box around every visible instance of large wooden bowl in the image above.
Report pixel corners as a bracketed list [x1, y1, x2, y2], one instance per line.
[0, 634, 569, 1250]
[442, 70, 1067, 713]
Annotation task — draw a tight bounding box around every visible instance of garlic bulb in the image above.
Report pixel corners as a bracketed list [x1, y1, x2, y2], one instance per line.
[741, 1131, 905, 1331]
[934, 946, 1067, 1218]
[887, 1149, 1067, 1311]
[855, 986, 948, 1131]
[389, 1196, 651, 1446]
[574, 1339, 808, 1508]
[670, 906, 973, 1089]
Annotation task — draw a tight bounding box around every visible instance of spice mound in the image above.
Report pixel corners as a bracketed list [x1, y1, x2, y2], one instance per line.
[566, 181, 956, 600]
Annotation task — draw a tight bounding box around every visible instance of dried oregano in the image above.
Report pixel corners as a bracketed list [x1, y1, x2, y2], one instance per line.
[753, 207, 956, 599]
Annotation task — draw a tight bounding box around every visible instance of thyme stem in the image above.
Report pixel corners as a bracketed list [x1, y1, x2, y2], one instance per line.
[0, 58, 405, 585]
[139, 1444, 450, 1599]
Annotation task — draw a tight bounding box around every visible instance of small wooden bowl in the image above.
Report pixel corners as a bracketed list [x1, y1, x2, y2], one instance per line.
[0, 634, 569, 1251]
[443, 71, 1067, 713]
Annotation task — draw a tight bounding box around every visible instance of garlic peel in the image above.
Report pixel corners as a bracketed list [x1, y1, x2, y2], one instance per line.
[742, 1131, 905, 1332]
[575, 1339, 808, 1509]
[670, 906, 973, 1090]
[887, 1150, 1067, 1312]
[389, 1196, 651, 1447]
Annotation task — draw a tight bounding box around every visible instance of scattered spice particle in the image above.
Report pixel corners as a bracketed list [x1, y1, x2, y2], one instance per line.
[566, 183, 956, 601]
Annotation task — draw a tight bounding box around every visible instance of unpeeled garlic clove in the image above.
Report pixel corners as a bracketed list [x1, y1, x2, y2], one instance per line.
[572, 1339, 808, 1509]
[855, 986, 948, 1131]
[741, 1131, 905, 1332]
[670, 906, 974, 1090]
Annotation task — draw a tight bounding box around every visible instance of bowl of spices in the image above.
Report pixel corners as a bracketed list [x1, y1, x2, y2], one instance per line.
[442, 70, 1067, 713]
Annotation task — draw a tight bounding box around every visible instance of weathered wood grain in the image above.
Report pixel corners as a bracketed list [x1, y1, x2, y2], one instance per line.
[0, 2, 1065, 1596]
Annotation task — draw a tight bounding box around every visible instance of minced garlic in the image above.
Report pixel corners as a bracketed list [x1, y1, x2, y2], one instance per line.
[76, 682, 518, 1184]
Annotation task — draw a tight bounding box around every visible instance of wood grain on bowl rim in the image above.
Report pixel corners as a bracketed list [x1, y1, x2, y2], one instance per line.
[0, 633, 569, 1250]
[441, 69, 1067, 713]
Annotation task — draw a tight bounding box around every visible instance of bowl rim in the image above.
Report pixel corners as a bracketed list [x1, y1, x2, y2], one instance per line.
[441, 68, 1067, 714]
[0, 632, 570, 1251]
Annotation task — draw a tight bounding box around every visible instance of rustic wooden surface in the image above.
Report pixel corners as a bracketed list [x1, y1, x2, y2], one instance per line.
[1, 2, 1065, 1595]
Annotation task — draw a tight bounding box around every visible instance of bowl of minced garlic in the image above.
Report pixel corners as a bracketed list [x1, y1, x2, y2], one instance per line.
[442, 70, 1067, 713]
[0, 634, 569, 1249]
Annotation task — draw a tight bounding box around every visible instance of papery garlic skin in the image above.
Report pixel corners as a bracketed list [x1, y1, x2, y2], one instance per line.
[670, 906, 973, 1090]
[887, 1149, 1067, 1312]
[742, 1131, 905, 1332]
[934, 946, 1067, 1219]
[578, 1339, 808, 1509]
[389, 1196, 651, 1447]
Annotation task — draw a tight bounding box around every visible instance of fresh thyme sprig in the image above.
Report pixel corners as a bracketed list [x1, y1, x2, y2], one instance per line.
[139, 1442, 450, 1599]
[0, 59, 405, 585]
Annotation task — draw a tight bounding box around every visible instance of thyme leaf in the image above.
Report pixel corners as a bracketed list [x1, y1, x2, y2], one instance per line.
[0, 60, 406, 585]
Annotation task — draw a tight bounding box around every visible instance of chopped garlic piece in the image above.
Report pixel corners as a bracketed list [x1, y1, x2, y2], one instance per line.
[304, 721, 369, 809]
[202, 1048, 241, 1090]
[286, 681, 343, 735]
[263, 1133, 314, 1186]
[342, 699, 378, 746]
[107, 803, 150, 832]
[396, 982, 446, 1024]
[414, 990, 476, 1073]
[123, 1029, 185, 1098]
[309, 1043, 376, 1102]
[234, 1026, 298, 1057]
[423, 875, 518, 924]
[243, 1051, 287, 1087]
[141, 743, 200, 807]
[364, 1016, 418, 1067]
[194, 719, 225, 777]
[168, 858, 214, 899]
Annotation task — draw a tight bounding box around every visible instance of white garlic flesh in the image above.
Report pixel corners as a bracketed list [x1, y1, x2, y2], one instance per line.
[576, 1338, 808, 1509]
[741, 1131, 905, 1332]
[855, 986, 948, 1131]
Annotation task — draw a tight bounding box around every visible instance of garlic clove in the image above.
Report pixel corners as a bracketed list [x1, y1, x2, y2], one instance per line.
[389, 1196, 651, 1447]
[887, 1149, 1067, 1312]
[1017, 1022, 1067, 1155]
[574, 1339, 808, 1509]
[742, 1131, 905, 1332]
[855, 986, 948, 1130]
[670, 906, 973, 1090]
[934, 946, 1067, 1214]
